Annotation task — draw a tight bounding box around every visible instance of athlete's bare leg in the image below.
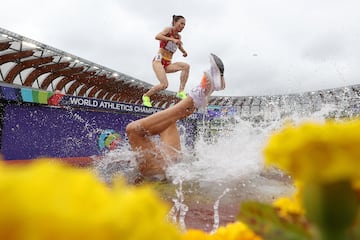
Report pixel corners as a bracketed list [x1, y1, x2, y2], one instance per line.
[143, 61, 169, 97]
[165, 62, 190, 92]
[144, 61, 190, 98]
[160, 122, 180, 154]
[126, 97, 195, 177]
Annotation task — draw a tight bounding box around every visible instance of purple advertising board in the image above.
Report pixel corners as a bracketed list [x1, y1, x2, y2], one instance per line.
[0, 103, 197, 161]
[1, 104, 138, 160]
[0, 84, 198, 162]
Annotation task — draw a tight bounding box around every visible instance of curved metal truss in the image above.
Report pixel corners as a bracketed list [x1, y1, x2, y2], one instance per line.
[0, 27, 179, 108]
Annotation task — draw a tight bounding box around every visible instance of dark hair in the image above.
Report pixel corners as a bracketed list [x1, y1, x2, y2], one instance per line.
[172, 15, 185, 26]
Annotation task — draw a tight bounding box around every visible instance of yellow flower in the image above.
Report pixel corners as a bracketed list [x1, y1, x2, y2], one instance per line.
[273, 181, 305, 218]
[182, 222, 262, 240]
[273, 197, 303, 218]
[264, 120, 360, 183]
[0, 159, 181, 240]
[182, 229, 209, 240]
[210, 221, 262, 240]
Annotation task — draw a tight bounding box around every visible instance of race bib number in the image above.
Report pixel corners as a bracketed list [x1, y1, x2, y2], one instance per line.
[154, 53, 162, 61]
[164, 41, 178, 53]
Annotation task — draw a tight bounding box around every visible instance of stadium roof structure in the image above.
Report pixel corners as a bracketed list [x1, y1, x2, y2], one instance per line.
[2, 27, 360, 110]
[0, 27, 182, 108]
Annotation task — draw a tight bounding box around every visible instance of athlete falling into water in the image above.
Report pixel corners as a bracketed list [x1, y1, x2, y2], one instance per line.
[142, 15, 190, 107]
[126, 54, 225, 181]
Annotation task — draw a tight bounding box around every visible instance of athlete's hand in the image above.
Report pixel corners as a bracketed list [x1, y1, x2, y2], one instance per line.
[173, 38, 182, 46]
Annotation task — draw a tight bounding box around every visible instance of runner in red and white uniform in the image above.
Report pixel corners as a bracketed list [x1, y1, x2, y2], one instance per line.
[142, 15, 190, 107]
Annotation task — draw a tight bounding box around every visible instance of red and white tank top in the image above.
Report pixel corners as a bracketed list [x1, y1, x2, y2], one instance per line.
[159, 28, 179, 53]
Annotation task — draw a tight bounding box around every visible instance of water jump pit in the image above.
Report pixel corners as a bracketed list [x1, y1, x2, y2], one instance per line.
[94, 118, 295, 231]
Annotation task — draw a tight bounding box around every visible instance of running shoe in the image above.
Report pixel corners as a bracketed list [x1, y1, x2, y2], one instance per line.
[189, 54, 225, 109]
[142, 95, 152, 107]
[176, 91, 187, 99]
[209, 53, 225, 91]
[189, 85, 207, 109]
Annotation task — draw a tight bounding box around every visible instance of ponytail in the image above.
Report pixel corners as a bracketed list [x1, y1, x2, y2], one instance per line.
[172, 15, 185, 26]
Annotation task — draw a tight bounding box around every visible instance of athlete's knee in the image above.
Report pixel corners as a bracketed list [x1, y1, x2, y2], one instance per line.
[183, 63, 190, 71]
[126, 123, 133, 135]
[159, 83, 168, 90]
[126, 122, 138, 138]
[179, 63, 190, 72]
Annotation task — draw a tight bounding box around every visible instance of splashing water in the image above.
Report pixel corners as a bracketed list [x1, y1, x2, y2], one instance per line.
[168, 178, 189, 232]
[167, 119, 266, 183]
[211, 188, 230, 233]
[94, 102, 345, 231]
[94, 144, 139, 183]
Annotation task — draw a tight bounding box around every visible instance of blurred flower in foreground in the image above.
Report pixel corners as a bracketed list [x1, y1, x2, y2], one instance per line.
[0, 159, 181, 240]
[182, 221, 262, 240]
[264, 120, 360, 240]
[264, 120, 360, 183]
[272, 181, 305, 218]
[211, 221, 263, 240]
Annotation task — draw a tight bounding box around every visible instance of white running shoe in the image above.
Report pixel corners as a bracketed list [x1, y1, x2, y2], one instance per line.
[189, 54, 225, 109]
[208, 53, 225, 91]
[189, 86, 207, 109]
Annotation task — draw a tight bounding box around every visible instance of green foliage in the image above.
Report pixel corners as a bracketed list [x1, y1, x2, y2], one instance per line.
[238, 201, 311, 240]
